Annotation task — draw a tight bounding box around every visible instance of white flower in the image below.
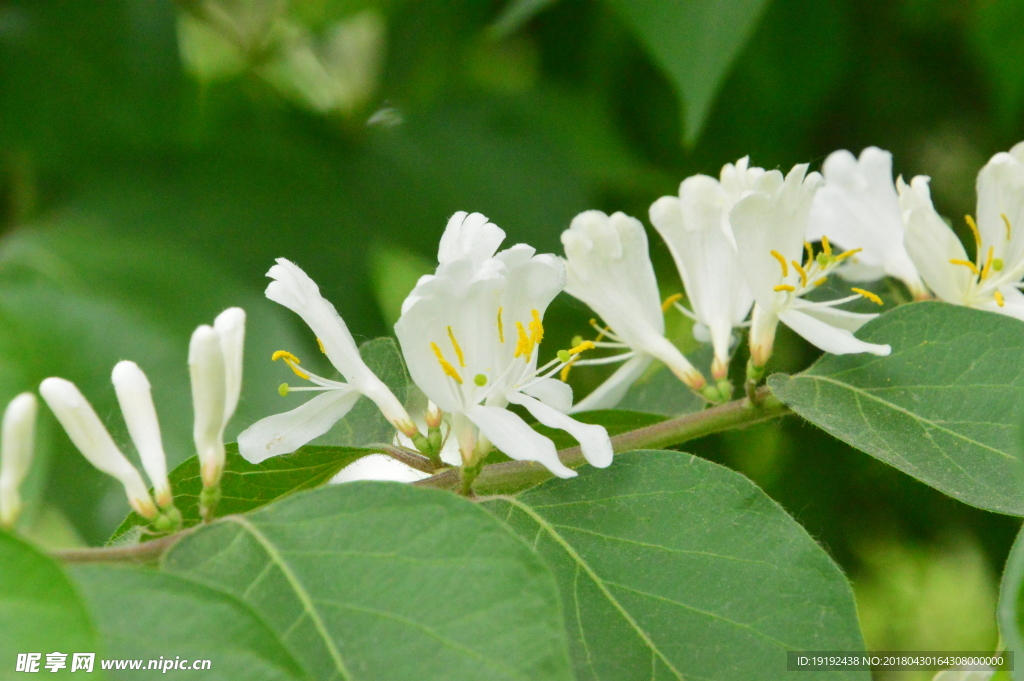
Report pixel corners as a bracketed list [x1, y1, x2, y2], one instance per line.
[395, 211, 613, 479]
[40, 377, 160, 520]
[112, 361, 172, 508]
[899, 143, 1024, 318]
[649, 159, 758, 380]
[808, 147, 928, 299]
[730, 163, 892, 367]
[189, 308, 245, 486]
[560, 210, 708, 412]
[0, 393, 37, 529]
[238, 259, 415, 463]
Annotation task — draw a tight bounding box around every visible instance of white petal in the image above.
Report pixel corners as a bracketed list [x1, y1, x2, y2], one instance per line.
[437, 211, 506, 267]
[569, 354, 654, 413]
[521, 378, 573, 413]
[189, 324, 227, 482]
[899, 176, 971, 304]
[267, 258, 411, 430]
[111, 361, 170, 503]
[778, 308, 890, 356]
[466, 405, 576, 478]
[0, 393, 36, 527]
[509, 392, 613, 468]
[976, 148, 1024, 266]
[213, 307, 245, 425]
[237, 387, 361, 463]
[39, 377, 156, 517]
[330, 453, 429, 483]
[789, 302, 877, 332]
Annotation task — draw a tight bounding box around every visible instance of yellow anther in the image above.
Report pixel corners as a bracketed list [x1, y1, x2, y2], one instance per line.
[1003, 213, 1012, 241]
[965, 215, 982, 250]
[514, 321, 533, 359]
[821, 235, 832, 256]
[770, 250, 789, 277]
[529, 309, 544, 345]
[814, 277, 828, 287]
[316, 337, 325, 354]
[804, 241, 814, 267]
[430, 342, 463, 384]
[447, 326, 466, 367]
[996, 290, 1006, 307]
[791, 260, 808, 288]
[588, 319, 609, 343]
[497, 307, 504, 344]
[981, 245, 995, 280]
[569, 340, 595, 355]
[774, 284, 796, 292]
[272, 350, 310, 380]
[949, 258, 980, 276]
[661, 293, 684, 312]
[834, 248, 863, 263]
[852, 288, 883, 306]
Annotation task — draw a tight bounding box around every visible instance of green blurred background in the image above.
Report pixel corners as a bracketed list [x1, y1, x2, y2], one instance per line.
[2, 0, 1023, 671]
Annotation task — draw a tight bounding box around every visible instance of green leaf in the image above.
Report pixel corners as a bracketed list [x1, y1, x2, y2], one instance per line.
[162, 482, 575, 681]
[70, 565, 306, 680]
[0, 530, 100, 675]
[970, 0, 1024, 129]
[489, 0, 560, 38]
[484, 450, 868, 680]
[109, 444, 373, 543]
[617, 363, 706, 417]
[533, 409, 666, 451]
[608, 0, 771, 144]
[999, 526, 1024, 680]
[769, 302, 1024, 516]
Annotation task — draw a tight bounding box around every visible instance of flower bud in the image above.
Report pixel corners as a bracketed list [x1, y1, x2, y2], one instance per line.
[0, 393, 37, 528]
[111, 361, 172, 508]
[39, 378, 157, 520]
[189, 325, 227, 488]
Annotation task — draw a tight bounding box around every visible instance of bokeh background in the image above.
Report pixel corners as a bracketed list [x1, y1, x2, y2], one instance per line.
[2, 0, 1023, 673]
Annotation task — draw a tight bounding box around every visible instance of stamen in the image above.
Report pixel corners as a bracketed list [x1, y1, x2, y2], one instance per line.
[497, 307, 504, 344]
[514, 321, 532, 359]
[995, 290, 1006, 307]
[568, 340, 596, 355]
[661, 293, 684, 312]
[965, 215, 982, 250]
[834, 248, 863, 263]
[949, 258, 980, 276]
[588, 319, 610, 343]
[770, 250, 789, 277]
[852, 288, 883, 306]
[447, 326, 466, 367]
[774, 284, 796, 292]
[529, 309, 544, 345]
[814, 276, 828, 287]
[821, 236, 832, 256]
[557, 341, 596, 382]
[316, 337, 325, 354]
[791, 260, 808, 288]
[430, 342, 463, 384]
[559, 359, 578, 382]
[1003, 213, 1013, 241]
[272, 350, 310, 380]
[804, 241, 814, 268]
[981, 246, 995, 280]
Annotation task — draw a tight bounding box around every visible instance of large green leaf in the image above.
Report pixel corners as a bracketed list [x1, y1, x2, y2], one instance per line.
[109, 444, 373, 543]
[162, 483, 575, 681]
[770, 302, 1024, 516]
[485, 450, 867, 680]
[0, 530, 100, 678]
[70, 566, 306, 680]
[998, 525, 1024, 680]
[608, 0, 772, 144]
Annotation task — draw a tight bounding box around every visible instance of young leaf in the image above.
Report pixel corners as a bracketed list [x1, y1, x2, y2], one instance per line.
[608, 0, 771, 144]
[0, 530, 99, 670]
[109, 444, 374, 543]
[70, 565, 306, 680]
[484, 450, 868, 680]
[770, 302, 1024, 516]
[162, 483, 575, 681]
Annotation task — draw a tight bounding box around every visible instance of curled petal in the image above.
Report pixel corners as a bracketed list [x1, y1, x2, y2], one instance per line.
[238, 388, 361, 464]
[778, 308, 890, 356]
[509, 392, 613, 468]
[466, 405, 576, 479]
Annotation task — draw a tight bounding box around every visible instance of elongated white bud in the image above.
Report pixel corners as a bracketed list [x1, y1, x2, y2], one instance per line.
[213, 307, 245, 428]
[111, 361, 172, 508]
[39, 378, 157, 520]
[0, 393, 37, 528]
[189, 325, 227, 487]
